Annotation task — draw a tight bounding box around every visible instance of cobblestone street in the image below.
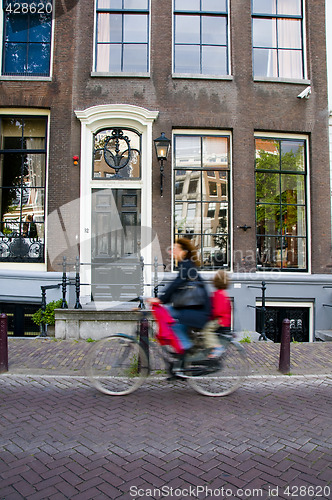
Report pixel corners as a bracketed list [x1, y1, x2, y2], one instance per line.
[0, 370, 331, 500]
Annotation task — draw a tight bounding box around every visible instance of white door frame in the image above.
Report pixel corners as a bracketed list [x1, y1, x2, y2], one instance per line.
[75, 104, 159, 303]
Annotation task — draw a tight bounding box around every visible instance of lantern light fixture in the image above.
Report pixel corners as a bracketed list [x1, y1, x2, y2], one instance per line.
[154, 132, 171, 196]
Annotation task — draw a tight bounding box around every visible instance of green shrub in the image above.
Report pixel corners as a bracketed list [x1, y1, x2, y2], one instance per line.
[32, 299, 63, 326]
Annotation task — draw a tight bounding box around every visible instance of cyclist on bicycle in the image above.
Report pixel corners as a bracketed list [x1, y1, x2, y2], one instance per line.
[150, 238, 210, 351]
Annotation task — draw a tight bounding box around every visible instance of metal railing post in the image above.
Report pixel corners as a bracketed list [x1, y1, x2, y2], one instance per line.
[74, 256, 82, 309]
[61, 256, 68, 309]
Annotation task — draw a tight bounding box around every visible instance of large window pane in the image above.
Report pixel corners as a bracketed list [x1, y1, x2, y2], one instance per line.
[202, 46, 227, 75]
[0, 116, 47, 262]
[175, 0, 200, 11]
[2, 7, 52, 76]
[124, 15, 147, 43]
[252, 0, 276, 15]
[202, 0, 227, 12]
[253, 19, 276, 47]
[202, 16, 226, 45]
[123, 44, 147, 72]
[253, 48, 278, 78]
[174, 134, 230, 269]
[252, 2, 304, 79]
[175, 15, 200, 44]
[255, 136, 307, 271]
[174, 45, 200, 73]
[95, 5, 149, 72]
[174, 4, 228, 75]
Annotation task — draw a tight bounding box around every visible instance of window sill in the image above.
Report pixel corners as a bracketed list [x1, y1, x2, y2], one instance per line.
[91, 72, 150, 78]
[253, 77, 311, 85]
[172, 73, 233, 81]
[0, 75, 52, 81]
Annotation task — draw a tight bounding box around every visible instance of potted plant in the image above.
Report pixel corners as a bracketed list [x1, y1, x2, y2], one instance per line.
[32, 299, 63, 335]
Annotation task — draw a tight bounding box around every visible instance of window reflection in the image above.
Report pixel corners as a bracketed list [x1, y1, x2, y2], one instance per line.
[174, 1, 229, 75]
[0, 116, 46, 262]
[174, 134, 230, 269]
[252, 2, 304, 79]
[255, 137, 307, 270]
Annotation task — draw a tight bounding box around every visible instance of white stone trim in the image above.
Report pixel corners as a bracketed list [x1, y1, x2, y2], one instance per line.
[74, 104, 159, 302]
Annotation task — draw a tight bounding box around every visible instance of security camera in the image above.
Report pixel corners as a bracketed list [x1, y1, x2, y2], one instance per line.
[297, 86, 311, 99]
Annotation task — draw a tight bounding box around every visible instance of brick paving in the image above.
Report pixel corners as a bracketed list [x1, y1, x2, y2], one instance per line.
[0, 339, 331, 500]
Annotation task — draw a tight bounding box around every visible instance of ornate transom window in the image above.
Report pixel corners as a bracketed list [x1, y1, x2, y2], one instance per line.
[93, 128, 141, 179]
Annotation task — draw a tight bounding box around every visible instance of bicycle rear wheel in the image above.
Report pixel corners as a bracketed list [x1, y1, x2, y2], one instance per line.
[88, 334, 149, 395]
[186, 340, 248, 397]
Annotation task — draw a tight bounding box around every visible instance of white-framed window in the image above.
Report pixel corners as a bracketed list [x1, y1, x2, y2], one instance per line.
[173, 0, 230, 77]
[255, 133, 310, 272]
[94, 0, 150, 75]
[252, 0, 306, 80]
[1, 0, 53, 78]
[173, 130, 232, 270]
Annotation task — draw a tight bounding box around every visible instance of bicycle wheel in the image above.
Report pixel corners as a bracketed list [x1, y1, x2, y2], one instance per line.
[88, 334, 149, 395]
[186, 340, 248, 397]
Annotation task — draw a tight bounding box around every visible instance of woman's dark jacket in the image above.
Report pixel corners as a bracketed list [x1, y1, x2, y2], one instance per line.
[158, 259, 211, 329]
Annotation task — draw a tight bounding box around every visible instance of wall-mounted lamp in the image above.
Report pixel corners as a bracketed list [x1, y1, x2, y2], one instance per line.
[73, 155, 79, 166]
[154, 132, 171, 196]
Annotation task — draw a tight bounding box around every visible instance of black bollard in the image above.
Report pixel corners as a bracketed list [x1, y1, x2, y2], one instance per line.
[0, 313, 8, 373]
[279, 318, 290, 373]
[139, 313, 149, 373]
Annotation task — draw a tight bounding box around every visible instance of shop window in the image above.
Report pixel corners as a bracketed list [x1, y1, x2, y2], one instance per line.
[174, 132, 231, 269]
[255, 136, 308, 271]
[0, 115, 47, 262]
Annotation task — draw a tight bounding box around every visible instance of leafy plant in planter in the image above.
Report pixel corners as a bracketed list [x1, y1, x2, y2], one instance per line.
[32, 299, 63, 326]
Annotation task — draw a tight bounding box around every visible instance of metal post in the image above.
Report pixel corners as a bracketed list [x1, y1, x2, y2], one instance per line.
[74, 256, 82, 309]
[139, 311, 149, 371]
[40, 286, 47, 337]
[139, 255, 145, 309]
[259, 281, 268, 341]
[279, 318, 291, 373]
[61, 256, 68, 308]
[0, 313, 8, 373]
[153, 256, 158, 298]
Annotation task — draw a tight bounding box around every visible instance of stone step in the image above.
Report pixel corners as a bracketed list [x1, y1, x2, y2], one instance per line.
[315, 330, 332, 341]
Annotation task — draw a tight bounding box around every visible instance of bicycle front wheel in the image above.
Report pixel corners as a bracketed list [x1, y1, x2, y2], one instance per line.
[186, 340, 248, 397]
[88, 334, 149, 395]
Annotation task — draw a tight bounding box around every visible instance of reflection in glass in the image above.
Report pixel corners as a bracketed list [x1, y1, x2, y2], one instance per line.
[175, 16, 200, 44]
[93, 128, 141, 179]
[96, 7, 149, 72]
[255, 137, 307, 270]
[174, 134, 230, 269]
[174, 45, 200, 74]
[0, 116, 46, 262]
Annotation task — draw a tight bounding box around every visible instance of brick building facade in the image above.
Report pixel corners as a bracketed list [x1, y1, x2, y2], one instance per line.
[0, 0, 331, 340]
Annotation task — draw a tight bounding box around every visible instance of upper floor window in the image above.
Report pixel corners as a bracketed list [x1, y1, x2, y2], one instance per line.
[174, 132, 231, 270]
[173, 0, 229, 76]
[0, 115, 47, 262]
[252, 0, 304, 79]
[95, 0, 149, 74]
[2, 0, 52, 76]
[255, 136, 308, 271]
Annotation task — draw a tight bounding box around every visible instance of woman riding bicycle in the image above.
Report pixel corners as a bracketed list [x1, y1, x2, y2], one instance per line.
[150, 238, 211, 350]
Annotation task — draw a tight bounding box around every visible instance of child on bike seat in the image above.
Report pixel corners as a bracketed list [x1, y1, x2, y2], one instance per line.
[202, 270, 232, 359]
